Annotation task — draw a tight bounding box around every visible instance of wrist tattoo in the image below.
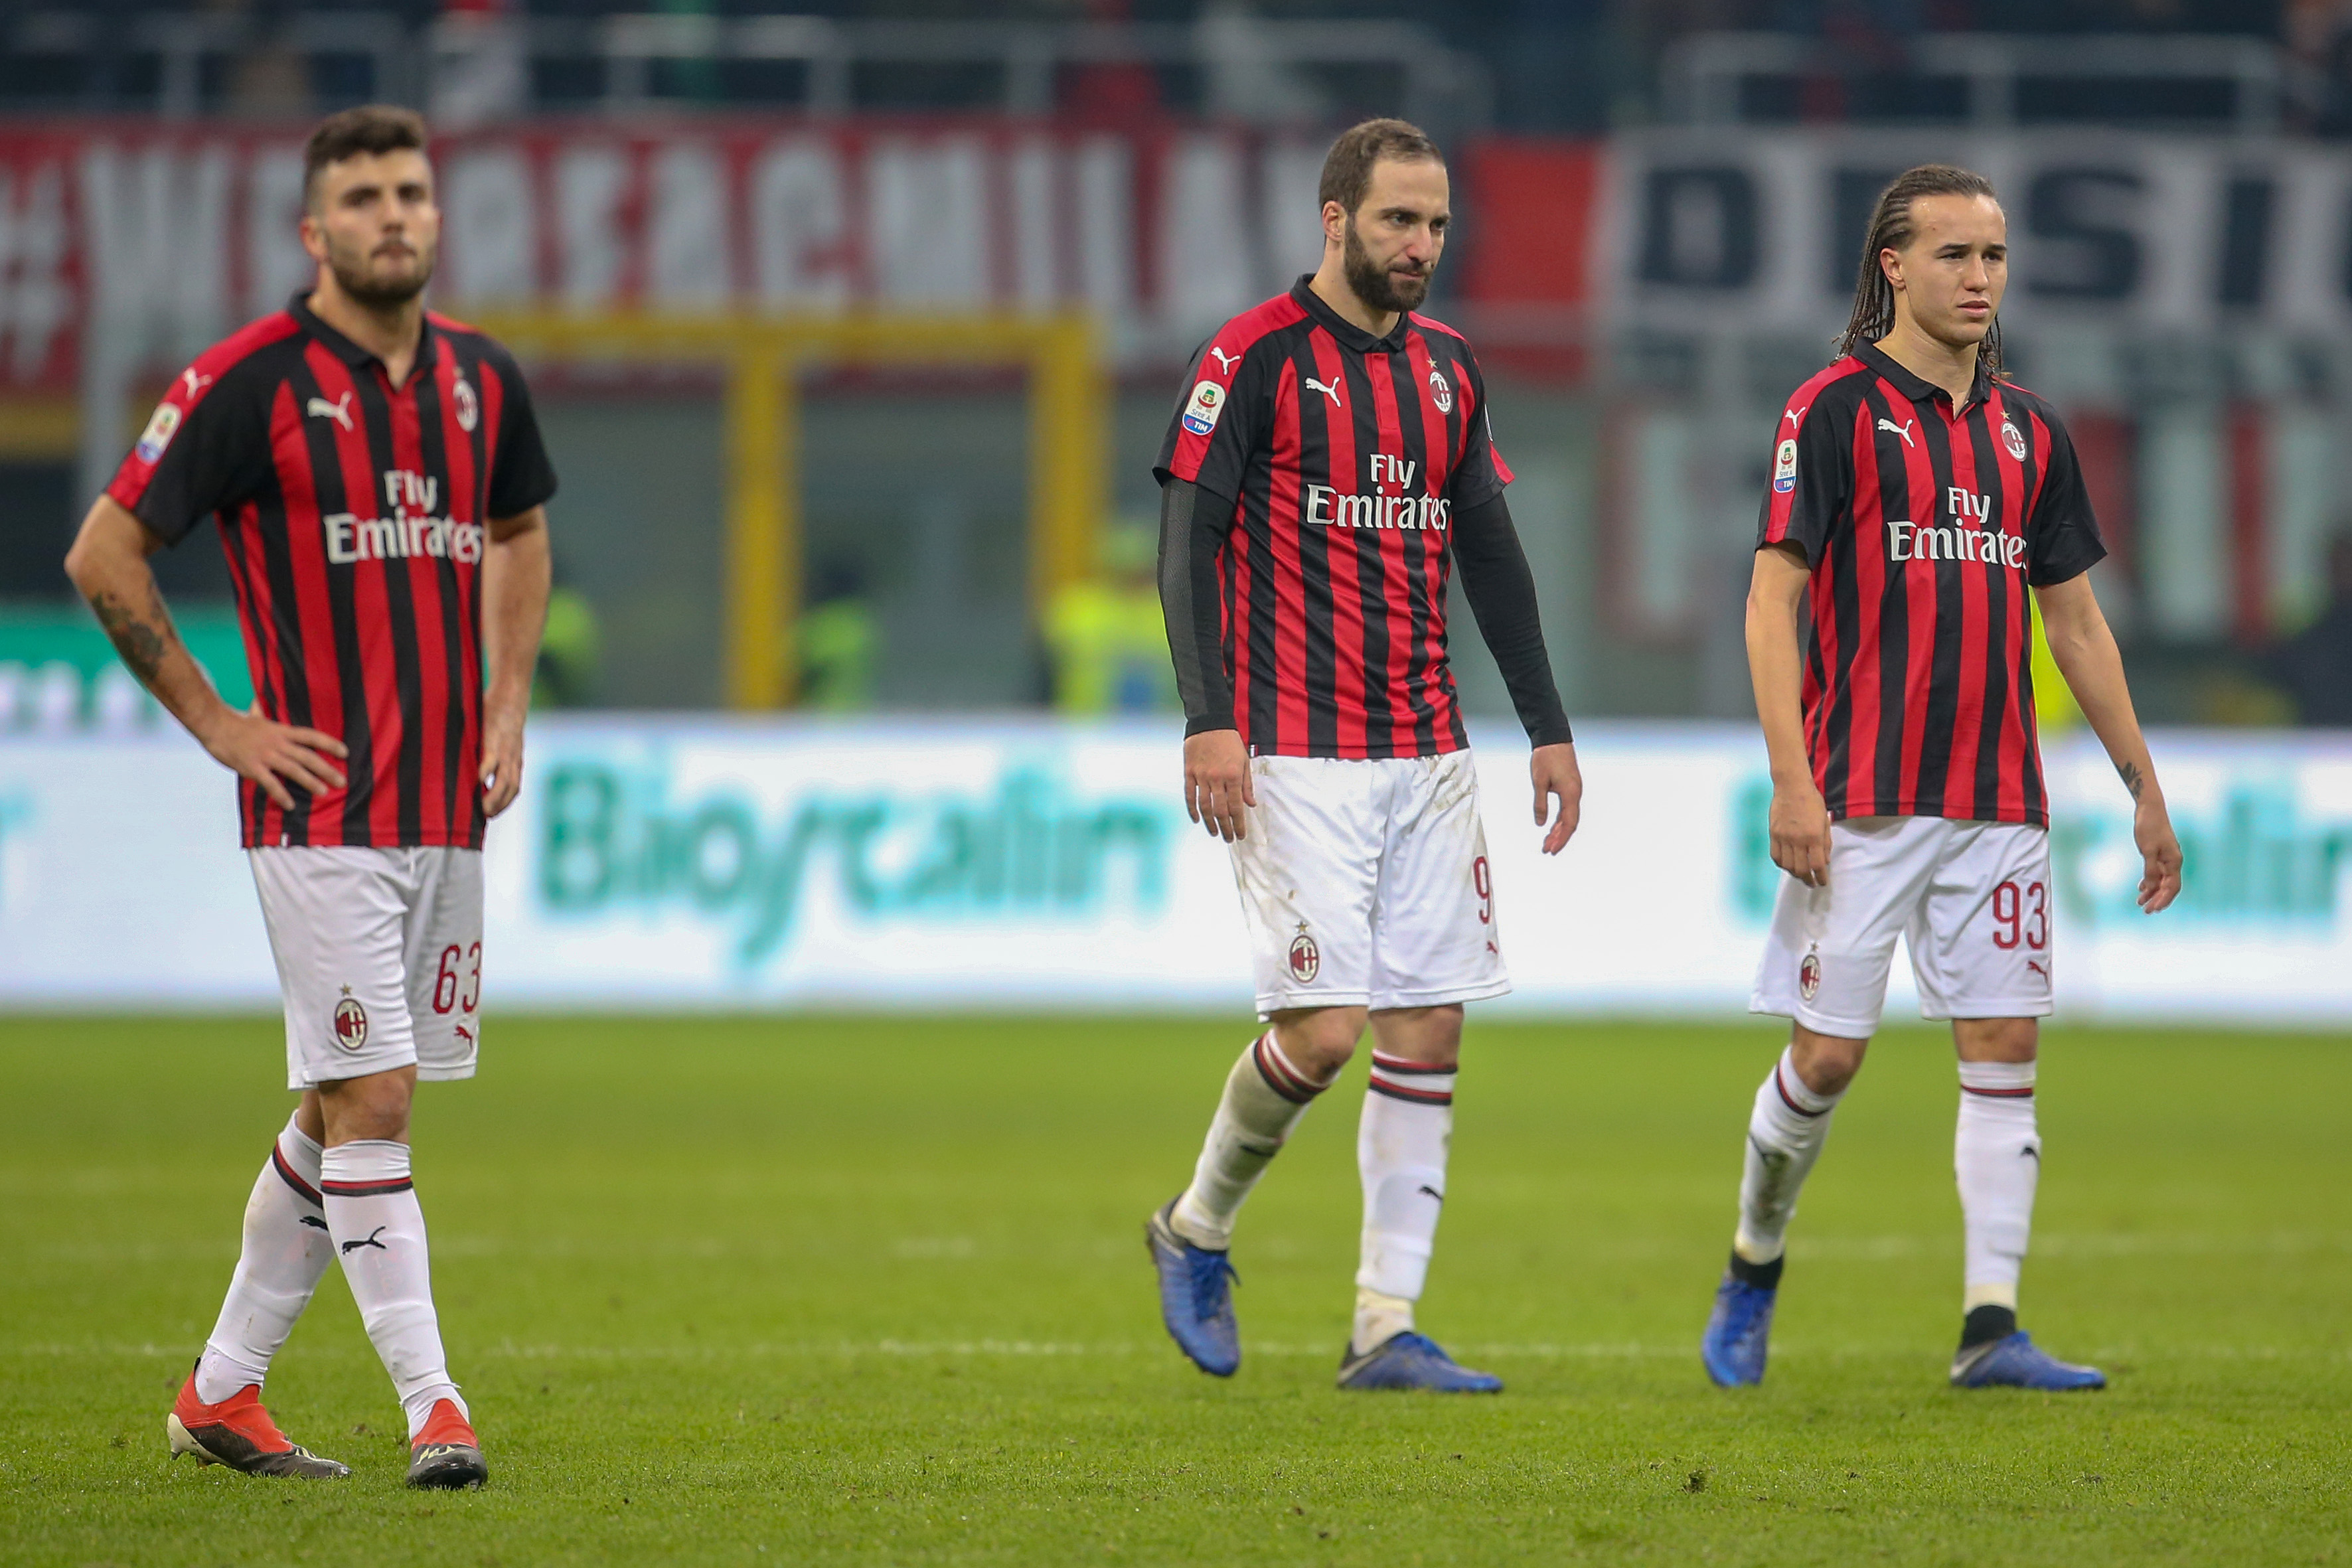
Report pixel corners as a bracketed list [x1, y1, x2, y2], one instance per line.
[88, 588, 179, 688]
[2116, 761, 2145, 801]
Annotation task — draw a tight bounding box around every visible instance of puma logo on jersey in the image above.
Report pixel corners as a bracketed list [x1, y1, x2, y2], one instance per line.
[307, 392, 355, 431]
[1877, 416, 1917, 448]
[1209, 347, 1240, 374]
[1304, 376, 1343, 408]
[1782, 406, 1806, 429]
[181, 368, 213, 398]
[2025, 958, 2048, 979]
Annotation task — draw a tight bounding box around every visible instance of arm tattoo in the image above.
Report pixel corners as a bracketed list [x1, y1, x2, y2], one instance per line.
[2116, 761, 2145, 801]
[88, 586, 181, 690]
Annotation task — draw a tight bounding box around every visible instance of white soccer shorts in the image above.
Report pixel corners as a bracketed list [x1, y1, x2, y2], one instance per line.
[249, 846, 485, 1091]
[1229, 750, 1510, 1018]
[1751, 815, 2055, 1038]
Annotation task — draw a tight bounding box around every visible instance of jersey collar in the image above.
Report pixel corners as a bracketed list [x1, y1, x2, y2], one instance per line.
[1853, 339, 1992, 414]
[288, 291, 441, 381]
[1290, 275, 1411, 354]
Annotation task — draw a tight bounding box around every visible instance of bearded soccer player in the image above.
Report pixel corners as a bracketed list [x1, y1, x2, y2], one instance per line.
[1699, 165, 2183, 1392]
[1144, 119, 1581, 1392]
[64, 106, 554, 1484]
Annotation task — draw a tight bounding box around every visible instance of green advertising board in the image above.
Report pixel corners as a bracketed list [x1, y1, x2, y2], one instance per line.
[0, 608, 250, 730]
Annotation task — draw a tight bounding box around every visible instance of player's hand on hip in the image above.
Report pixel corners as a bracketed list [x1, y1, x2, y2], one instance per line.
[2133, 794, 2183, 913]
[480, 712, 526, 819]
[1183, 729, 1254, 842]
[1530, 742, 1581, 856]
[1768, 777, 1832, 887]
[197, 704, 348, 811]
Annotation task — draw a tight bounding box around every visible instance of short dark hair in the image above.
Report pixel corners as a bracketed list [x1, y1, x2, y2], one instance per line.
[1318, 118, 1443, 218]
[303, 104, 428, 208]
[1835, 164, 2003, 372]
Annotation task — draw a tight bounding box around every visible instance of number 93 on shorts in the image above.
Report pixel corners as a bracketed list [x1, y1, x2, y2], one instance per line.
[1229, 751, 1512, 1019]
[1751, 815, 2055, 1039]
[248, 846, 485, 1091]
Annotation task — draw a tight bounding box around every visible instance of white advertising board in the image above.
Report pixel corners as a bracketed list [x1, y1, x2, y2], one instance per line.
[2, 717, 2348, 1024]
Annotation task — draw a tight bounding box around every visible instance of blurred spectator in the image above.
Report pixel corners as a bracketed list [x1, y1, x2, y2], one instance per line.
[431, 0, 528, 129]
[1044, 521, 1172, 716]
[533, 583, 602, 708]
[2263, 533, 2352, 726]
[799, 560, 877, 713]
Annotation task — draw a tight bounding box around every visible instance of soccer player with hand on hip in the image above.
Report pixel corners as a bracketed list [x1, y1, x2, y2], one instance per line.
[1701, 165, 2182, 1393]
[1144, 119, 1581, 1393]
[64, 106, 555, 1485]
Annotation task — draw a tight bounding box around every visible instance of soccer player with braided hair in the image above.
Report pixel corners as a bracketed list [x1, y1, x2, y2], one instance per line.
[1699, 165, 2183, 1391]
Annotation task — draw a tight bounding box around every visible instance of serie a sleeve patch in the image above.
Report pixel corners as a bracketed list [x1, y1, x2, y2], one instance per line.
[1181, 379, 1225, 437]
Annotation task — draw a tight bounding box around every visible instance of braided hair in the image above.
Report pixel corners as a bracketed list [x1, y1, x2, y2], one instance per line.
[1834, 165, 2003, 375]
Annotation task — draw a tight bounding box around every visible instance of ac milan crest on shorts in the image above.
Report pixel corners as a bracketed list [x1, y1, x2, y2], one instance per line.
[1751, 816, 2055, 1037]
[1229, 751, 1508, 1018]
[250, 846, 484, 1089]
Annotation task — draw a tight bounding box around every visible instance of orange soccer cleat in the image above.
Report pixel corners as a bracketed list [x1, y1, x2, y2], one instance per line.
[405, 1398, 489, 1490]
[166, 1366, 350, 1479]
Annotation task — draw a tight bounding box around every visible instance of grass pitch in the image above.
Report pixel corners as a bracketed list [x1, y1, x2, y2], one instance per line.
[2, 1014, 2347, 1566]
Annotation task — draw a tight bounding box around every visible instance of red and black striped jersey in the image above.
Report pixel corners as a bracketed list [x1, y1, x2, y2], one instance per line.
[1154, 277, 1512, 759]
[1759, 341, 2104, 828]
[107, 295, 557, 851]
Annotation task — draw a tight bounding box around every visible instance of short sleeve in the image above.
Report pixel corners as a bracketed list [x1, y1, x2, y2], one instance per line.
[1154, 331, 1268, 501]
[1755, 390, 1851, 566]
[2023, 409, 2106, 587]
[484, 351, 558, 519]
[1446, 351, 1512, 508]
[104, 366, 269, 546]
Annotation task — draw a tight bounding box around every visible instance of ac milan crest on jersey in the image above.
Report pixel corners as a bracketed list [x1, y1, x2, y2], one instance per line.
[1288, 929, 1321, 984]
[1798, 949, 1822, 1002]
[105, 295, 558, 850]
[333, 994, 369, 1051]
[1156, 277, 1514, 759]
[1757, 342, 2106, 827]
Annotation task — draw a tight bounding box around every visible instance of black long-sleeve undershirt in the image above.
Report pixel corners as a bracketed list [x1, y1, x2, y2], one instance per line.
[1156, 477, 1573, 747]
[1158, 475, 1237, 738]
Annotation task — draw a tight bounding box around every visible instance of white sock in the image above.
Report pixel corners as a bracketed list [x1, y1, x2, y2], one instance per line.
[320, 1140, 467, 1439]
[1352, 1052, 1456, 1350]
[195, 1115, 335, 1403]
[1733, 1045, 1846, 1265]
[1170, 1032, 1332, 1250]
[1955, 1059, 2039, 1310]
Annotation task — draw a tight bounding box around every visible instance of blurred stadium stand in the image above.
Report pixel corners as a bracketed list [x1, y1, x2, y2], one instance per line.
[0, 0, 2345, 733]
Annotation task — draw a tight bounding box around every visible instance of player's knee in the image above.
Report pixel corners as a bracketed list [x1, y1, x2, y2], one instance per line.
[1370, 1003, 1463, 1067]
[317, 1066, 416, 1144]
[1271, 1006, 1366, 1079]
[1953, 1016, 2037, 1063]
[1790, 1026, 1867, 1096]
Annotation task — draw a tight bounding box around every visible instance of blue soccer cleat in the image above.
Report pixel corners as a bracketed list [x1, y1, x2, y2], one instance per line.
[1702, 1269, 1776, 1387]
[1144, 1200, 1241, 1377]
[1950, 1331, 2106, 1391]
[1335, 1332, 1502, 1393]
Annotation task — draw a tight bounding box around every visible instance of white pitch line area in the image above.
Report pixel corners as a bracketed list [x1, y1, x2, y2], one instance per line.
[12, 1338, 2351, 1364]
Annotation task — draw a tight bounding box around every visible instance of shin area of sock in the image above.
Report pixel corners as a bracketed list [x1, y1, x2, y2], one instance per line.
[1171, 1032, 1332, 1249]
[196, 1115, 334, 1404]
[1733, 1044, 1845, 1265]
[1955, 1059, 2039, 1300]
[321, 1140, 459, 1435]
[1354, 1054, 1454, 1300]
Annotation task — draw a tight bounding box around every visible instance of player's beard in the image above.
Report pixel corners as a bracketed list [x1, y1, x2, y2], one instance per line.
[328, 236, 435, 309]
[1342, 218, 1431, 316]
